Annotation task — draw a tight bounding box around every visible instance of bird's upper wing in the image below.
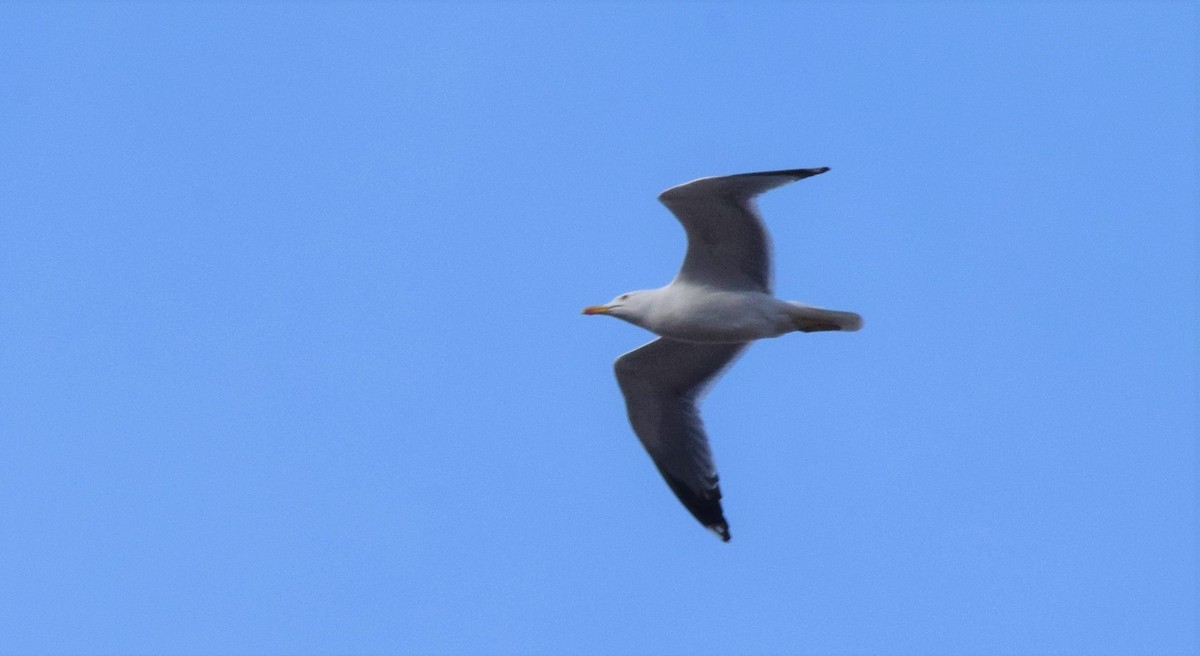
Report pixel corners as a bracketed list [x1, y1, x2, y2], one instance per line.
[614, 337, 749, 541]
[657, 167, 829, 294]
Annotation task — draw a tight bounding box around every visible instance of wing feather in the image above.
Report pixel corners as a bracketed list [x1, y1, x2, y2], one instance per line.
[614, 337, 748, 541]
[657, 167, 829, 293]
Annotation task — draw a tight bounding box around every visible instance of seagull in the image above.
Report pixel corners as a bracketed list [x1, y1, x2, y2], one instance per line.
[582, 167, 862, 541]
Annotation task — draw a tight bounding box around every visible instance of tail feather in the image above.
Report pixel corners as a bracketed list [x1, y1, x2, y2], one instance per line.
[787, 304, 863, 333]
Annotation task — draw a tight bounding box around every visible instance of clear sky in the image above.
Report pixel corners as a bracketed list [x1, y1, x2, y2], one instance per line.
[1, 3, 1196, 655]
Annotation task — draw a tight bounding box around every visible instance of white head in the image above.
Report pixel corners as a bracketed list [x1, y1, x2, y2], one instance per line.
[582, 290, 656, 326]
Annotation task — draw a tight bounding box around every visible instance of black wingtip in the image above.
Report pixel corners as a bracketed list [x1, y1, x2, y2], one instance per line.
[657, 467, 732, 542]
[787, 166, 829, 179]
[748, 166, 830, 180]
[714, 523, 732, 542]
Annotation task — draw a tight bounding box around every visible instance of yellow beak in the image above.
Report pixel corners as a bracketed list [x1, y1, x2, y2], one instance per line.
[582, 305, 612, 315]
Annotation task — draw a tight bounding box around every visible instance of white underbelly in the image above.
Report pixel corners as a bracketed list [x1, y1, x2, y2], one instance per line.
[648, 290, 785, 343]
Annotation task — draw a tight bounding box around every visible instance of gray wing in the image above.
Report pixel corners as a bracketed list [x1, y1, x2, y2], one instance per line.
[657, 167, 830, 294]
[614, 337, 749, 541]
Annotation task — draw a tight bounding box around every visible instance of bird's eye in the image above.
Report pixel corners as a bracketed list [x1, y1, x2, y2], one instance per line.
[619, 294, 629, 301]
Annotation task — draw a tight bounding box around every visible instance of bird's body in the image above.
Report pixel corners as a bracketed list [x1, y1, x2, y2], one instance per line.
[605, 284, 859, 343]
[583, 167, 861, 541]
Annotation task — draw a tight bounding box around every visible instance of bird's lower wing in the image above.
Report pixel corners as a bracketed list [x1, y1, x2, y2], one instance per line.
[614, 338, 748, 541]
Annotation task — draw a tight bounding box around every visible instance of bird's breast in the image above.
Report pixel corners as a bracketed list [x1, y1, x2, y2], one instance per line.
[647, 290, 780, 343]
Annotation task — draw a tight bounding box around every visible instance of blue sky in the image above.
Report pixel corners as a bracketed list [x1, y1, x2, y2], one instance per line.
[1, 3, 1196, 654]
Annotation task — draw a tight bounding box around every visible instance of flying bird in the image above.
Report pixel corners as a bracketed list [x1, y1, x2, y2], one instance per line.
[583, 168, 862, 541]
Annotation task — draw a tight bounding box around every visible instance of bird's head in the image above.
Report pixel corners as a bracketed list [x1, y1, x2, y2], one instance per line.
[582, 290, 653, 323]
